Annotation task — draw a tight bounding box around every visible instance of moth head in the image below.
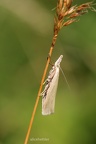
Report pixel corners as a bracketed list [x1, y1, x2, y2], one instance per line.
[55, 55, 63, 67]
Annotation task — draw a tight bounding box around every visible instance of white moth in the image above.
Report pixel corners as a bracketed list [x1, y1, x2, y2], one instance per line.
[41, 55, 63, 115]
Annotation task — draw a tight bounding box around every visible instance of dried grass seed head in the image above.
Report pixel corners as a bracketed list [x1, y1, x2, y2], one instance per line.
[54, 1, 96, 29]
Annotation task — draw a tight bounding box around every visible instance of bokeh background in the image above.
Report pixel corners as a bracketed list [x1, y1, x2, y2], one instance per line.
[0, 0, 96, 144]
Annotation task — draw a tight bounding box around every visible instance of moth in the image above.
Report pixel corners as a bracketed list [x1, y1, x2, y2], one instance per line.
[41, 55, 63, 115]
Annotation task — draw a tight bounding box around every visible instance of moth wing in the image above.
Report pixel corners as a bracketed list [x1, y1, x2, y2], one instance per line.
[42, 68, 59, 115]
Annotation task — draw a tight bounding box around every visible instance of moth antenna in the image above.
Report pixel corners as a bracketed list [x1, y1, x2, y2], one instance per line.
[60, 67, 71, 90]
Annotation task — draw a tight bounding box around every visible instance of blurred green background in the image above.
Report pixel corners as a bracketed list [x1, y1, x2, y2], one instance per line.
[0, 0, 96, 144]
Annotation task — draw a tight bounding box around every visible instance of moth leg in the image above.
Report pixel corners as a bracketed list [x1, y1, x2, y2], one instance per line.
[40, 87, 47, 96]
[40, 88, 45, 96]
[40, 86, 46, 96]
[43, 79, 47, 85]
[40, 91, 44, 96]
[47, 54, 54, 66]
